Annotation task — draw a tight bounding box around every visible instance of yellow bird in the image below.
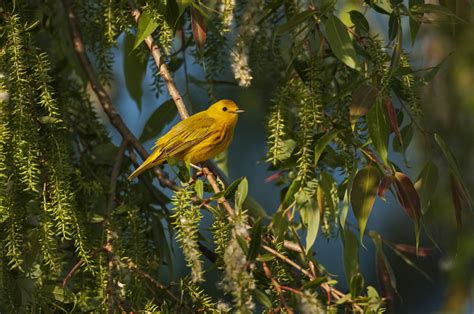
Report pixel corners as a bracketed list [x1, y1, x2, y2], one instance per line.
[128, 99, 244, 180]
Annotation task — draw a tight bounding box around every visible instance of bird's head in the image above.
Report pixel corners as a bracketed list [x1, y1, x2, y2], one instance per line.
[207, 100, 244, 120]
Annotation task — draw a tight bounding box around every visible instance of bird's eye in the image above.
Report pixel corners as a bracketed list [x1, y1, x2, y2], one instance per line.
[222, 107, 228, 112]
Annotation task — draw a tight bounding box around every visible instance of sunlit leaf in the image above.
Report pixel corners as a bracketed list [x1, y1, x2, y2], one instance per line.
[325, 14, 360, 70]
[351, 165, 382, 242]
[235, 177, 248, 210]
[301, 199, 320, 253]
[140, 100, 178, 142]
[123, 32, 147, 111]
[367, 98, 390, 165]
[194, 179, 204, 199]
[224, 177, 244, 198]
[133, 10, 159, 49]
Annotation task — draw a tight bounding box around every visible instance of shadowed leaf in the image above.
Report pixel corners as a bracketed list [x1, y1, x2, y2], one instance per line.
[314, 130, 341, 166]
[414, 161, 438, 214]
[349, 10, 369, 34]
[450, 174, 463, 229]
[140, 99, 177, 142]
[123, 32, 147, 111]
[133, 10, 159, 49]
[351, 165, 382, 242]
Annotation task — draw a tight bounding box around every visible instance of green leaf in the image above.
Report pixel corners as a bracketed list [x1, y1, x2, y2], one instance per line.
[235, 177, 248, 210]
[276, 9, 315, 34]
[213, 150, 229, 179]
[254, 289, 273, 309]
[350, 273, 365, 298]
[236, 235, 249, 256]
[387, 13, 402, 80]
[364, 0, 392, 15]
[349, 10, 370, 34]
[434, 133, 472, 210]
[133, 10, 159, 50]
[350, 84, 378, 122]
[342, 228, 359, 287]
[302, 277, 327, 289]
[123, 32, 147, 111]
[367, 98, 390, 165]
[244, 196, 269, 219]
[351, 165, 382, 242]
[247, 218, 262, 261]
[140, 99, 177, 142]
[91, 143, 119, 165]
[340, 163, 357, 229]
[325, 14, 360, 70]
[414, 161, 438, 214]
[194, 180, 204, 199]
[38, 116, 61, 124]
[388, 11, 399, 41]
[410, 4, 464, 22]
[224, 177, 244, 198]
[409, 0, 424, 44]
[314, 130, 341, 166]
[176, 0, 193, 16]
[300, 200, 320, 253]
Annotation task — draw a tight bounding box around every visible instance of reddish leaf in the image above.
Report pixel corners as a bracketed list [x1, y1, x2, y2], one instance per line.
[377, 176, 392, 199]
[385, 99, 401, 143]
[450, 173, 463, 229]
[191, 7, 207, 49]
[350, 84, 378, 119]
[393, 244, 433, 257]
[393, 172, 421, 222]
[376, 253, 395, 311]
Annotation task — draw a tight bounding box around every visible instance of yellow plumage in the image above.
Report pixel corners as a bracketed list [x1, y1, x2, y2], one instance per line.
[128, 99, 243, 180]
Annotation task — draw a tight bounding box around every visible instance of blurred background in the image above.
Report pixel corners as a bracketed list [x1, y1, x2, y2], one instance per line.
[94, 1, 474, 312]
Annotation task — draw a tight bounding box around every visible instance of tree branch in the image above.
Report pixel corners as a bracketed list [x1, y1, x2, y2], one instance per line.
[61, 0, 176, 191]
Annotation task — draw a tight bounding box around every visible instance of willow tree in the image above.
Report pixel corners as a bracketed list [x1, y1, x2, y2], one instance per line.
[0, 0, 471, 312]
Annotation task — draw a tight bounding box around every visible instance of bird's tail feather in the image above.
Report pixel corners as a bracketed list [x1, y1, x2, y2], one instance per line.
[128, 149, 165, 181]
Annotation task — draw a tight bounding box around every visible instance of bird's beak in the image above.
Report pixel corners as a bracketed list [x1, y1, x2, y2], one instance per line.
[235, 109, 245, 114]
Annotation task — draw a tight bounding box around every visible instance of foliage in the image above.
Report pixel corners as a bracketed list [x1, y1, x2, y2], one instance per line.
[0, 0, 472, 312]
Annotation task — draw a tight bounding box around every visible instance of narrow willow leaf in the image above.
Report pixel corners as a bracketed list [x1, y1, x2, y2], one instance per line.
[236, 235, 249, 255]
[235, 177, 248, 210]
[176, 0, 193, 17]
[388, 11, 399, 41]
[133, 10, 159, 49]
[434, 133, 472, 209]
[276, 9, 315, 34]
[350, 84, 378, 122]
[393, 172, 421, 221]
[390, 245, 433, 282]
[367, 98, 389, 165]
[244, 196, 269, 219]
[194, 180, 204, 199]
[247, 218, 262, 261]
[370, 231, 398, 305]
[385, 100, 401, 143]
[409, 0, 424, 44]
[342, 228, 359, 287]
[301, 200, 320, 253]
[410, 4, 464, 22]
[325, 14, 360, 70]
[123, 32, 147, 111]
[387, 14, 402, 80]
[314, 130, 341, 166]
[254, 289, 272, 309]
[393, 125, 413, 153]
[351, 165, 382, 242]
[140, 100, 177, 142]
[364, 0, 393, 15]
[350, 273, 365, 298]
[414, 161, 438, 214]
[450, 174, 463, 229]
[191, 7, 206, 49]
[224, 177, 244, 198]
[377, 176, 392, 200]
[340, 164, 357, 229]
[303, 277, 327, 289]
[393, 243, 433, 257]
[349, 10, 370, 34]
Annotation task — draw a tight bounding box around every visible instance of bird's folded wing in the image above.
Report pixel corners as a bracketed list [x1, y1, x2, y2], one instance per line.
[152, 116, 215, 158]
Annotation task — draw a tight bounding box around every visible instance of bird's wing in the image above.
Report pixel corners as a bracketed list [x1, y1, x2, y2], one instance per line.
[153, 115, 215, 159]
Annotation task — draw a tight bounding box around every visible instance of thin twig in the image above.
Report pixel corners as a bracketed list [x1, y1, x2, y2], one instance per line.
[62, 0, 176, 191]
[261, 244, 314, 280]
[105, 140, 127, 313]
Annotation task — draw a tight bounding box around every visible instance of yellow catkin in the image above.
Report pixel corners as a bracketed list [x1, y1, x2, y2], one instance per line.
[128, 100, 243, 180]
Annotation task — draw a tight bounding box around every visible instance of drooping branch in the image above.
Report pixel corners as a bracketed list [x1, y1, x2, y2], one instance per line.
[61, 0, 177, 191]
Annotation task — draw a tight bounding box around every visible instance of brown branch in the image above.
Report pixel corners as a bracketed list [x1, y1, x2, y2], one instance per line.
[105, 140, 127, 313]
[61, 0, 176, 191]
